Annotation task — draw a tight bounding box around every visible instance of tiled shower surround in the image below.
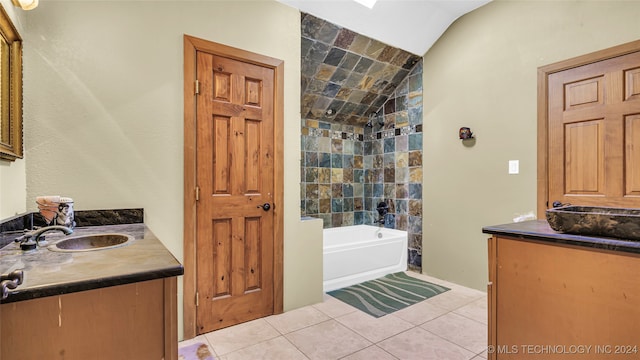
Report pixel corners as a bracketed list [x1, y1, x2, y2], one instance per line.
[301, 61, 424, 270]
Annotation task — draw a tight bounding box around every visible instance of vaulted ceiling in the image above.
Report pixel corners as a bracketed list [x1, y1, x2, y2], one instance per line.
[284, 0, 491, 127]
[279, 0, 490, 55]
[300, 13, 421, 126]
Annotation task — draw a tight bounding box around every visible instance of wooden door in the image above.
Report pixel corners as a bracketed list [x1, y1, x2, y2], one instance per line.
[546, 49, 640, 208]
[195, 52, 275, 333]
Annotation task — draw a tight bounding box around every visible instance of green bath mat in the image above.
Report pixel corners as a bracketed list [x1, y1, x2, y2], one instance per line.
[328, 272, 450, 318]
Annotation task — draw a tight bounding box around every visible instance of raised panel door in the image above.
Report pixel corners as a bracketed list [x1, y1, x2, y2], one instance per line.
[548, 51, 640, 207]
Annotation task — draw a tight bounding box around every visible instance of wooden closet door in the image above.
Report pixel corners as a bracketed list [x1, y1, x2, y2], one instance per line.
[195, 52, 275, 334]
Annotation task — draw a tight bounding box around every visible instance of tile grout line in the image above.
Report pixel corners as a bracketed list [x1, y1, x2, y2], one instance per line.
[333, 312, 414, 344]
[337, 343, 401, 360]
[269, 314, 336, 336]
[281, 318, 373, 359]
[451, 310, 488, 326]
[202, 319, 282, 358]
[419, 307, 487, 356]
[278, 334, 312, 360]
[420, 326, 486, 357]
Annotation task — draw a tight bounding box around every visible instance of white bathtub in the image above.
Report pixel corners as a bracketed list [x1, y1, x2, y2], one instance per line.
[323, 225, 408, 292]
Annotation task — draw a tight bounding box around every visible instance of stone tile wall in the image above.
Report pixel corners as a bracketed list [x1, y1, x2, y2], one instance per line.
[301, 122, 365, 227]
[301, 60, 423, 270]
[300, 13, 421, 127]
[363, 60, 423, 270]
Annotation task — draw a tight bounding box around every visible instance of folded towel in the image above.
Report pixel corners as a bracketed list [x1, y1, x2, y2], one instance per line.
[36, 195, 61, 206]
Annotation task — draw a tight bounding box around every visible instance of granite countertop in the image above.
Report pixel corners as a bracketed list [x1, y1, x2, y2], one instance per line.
[483, 220, 640, 254]
[0, 223, 183, 303]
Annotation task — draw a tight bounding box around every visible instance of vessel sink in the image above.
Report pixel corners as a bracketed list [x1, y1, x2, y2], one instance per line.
[48, 233, 133, 252]
[546, 205, 640, 241]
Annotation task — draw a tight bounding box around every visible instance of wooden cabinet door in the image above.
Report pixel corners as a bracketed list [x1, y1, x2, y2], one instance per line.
[547, 50, 640, 208]
[492, 237, 640, 359]
[1, 279, 175, 360]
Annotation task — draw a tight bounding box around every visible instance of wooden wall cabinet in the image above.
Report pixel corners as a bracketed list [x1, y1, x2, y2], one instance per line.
[1, 278, 178, 360]
[488, 235, 640, 359]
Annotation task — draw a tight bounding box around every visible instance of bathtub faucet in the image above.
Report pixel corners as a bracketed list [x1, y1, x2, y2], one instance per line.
[375, 201, 389, 226]
[376, 201, 389, 217]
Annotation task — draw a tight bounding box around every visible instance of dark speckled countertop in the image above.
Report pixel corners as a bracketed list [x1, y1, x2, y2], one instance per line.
[483, 220, 640, 254]
[0, 223, 183, 303]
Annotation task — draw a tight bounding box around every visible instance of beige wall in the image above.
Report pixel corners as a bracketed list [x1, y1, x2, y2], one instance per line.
[0, 0, 26, 219]
[0, 159, 26, 218]
[422, 0, 640, 290]
[20, 0, 321, 340]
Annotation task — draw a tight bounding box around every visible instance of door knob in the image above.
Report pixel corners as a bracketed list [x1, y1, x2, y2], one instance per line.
[257, 203, 271, 211]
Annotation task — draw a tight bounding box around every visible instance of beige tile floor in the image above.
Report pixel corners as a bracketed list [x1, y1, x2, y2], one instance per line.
[179, 272, 488, 360]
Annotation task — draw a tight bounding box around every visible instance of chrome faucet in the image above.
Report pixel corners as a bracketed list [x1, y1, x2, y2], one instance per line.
[14, 225, 74, 248]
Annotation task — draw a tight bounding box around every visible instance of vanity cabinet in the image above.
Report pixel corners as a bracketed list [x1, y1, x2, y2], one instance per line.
[487, 234, 640, 360]
[1, 277, 178, 360]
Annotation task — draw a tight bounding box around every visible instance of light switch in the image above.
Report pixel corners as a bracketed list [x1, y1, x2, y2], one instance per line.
[509, 160, 519, 174]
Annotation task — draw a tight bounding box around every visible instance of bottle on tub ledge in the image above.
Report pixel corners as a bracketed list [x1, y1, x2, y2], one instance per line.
[36, 195, 76, 229]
